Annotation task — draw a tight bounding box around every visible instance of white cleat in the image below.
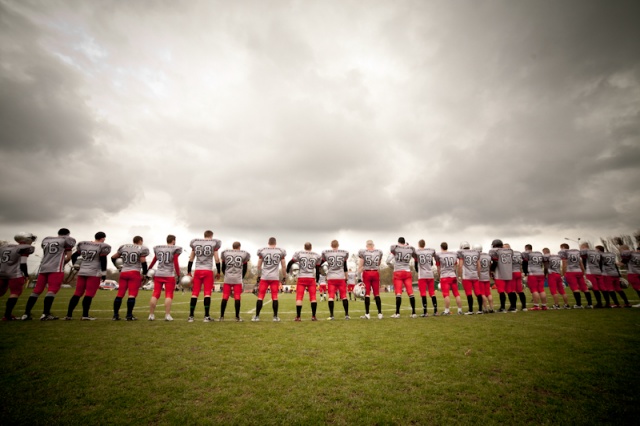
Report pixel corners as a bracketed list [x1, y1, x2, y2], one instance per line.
[464, 311, 474, 315]
[187, 316, 194, 323]
[327, 316, 334, 321]
[377, 313, 383, 320]
[273, 316, 281, 322]
[345, 315, 350, 320]
[148, 314, 155, 321]
[633, 303, 640, 308]
[391, 313, 400, 318]
[360, 314, 371, 320]
[165, 314, 174, 321]
[410, 314, 417, 318]
[251, 316, 260, 322]
[203, 316, 212, 322]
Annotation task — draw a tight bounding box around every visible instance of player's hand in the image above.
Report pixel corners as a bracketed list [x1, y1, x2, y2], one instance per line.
[256, 276, 261, 284]
[215, 273, 220, 280]
[281, 277, 286, 284]
[101, 275, 106, 282]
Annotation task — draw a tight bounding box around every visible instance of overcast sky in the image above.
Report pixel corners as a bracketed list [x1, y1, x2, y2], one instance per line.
[1, 0, 639, 269]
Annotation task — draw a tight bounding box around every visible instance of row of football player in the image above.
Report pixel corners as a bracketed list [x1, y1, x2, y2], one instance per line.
[2, 230, 639, 321]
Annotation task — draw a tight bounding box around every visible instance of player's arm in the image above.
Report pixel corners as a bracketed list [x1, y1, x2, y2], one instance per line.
[357, 258, 364, 275]
[286, 259, 296, 274]
[64, 250, 73, 264]
[522, 258, 529, 275]
[100, 256, 108, 281]
[148, 256, 157, 271]
[280, 258, 287, 281]
[343, 258, 348, 280]
[579, 259, 585, 274]
[71, 250, 81, 265]
[256, 258, 263, 277]
[173, 254, 180, 278]
[20, 256, 29, 277]
[187, 251, 195, 276]
[456, 258, 463, 277]
[561, 259, 567, 276]
[111, 251, 121, 267]
[242, 262, 248, 278]
[476, 258, 482, 276]
[140, 255, 148, 276]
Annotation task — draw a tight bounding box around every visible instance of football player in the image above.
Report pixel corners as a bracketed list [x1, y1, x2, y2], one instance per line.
[476, 244, 494, 313]
[321, 240, 350, 320]
[64, 232, 111, 320]
[317, 273, 328, 302]
[220, 241, 250, 321]
[504, 244, 527, 311]
[580, 242, 608, 308]
[347, 269, 356, 301]
[1, 233, 36, 320]
[389, 237, 417, 318]
[111, 236, 150, 321]
[147, 235, 183, 321]
[414, 239, 437, 317]
[436, 242, 462, 315]
[542, 247, 570, 309]
[187, 230, 221, 322]
[357, 240, 384, 319]
[489, 239, 513, 313]
[287, 242, 322, 321]
[253, 237, 286, 322]
[457, 241, 482, 315]
[522, 244, 547, 310]
[597, 245, 630, 308]
[620, 245, 640, 307]
[21, 228, 75, 321]
[559, 243, 593, 308]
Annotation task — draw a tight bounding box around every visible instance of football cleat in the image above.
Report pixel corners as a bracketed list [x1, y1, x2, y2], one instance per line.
[541, 306, 548, 311]
[586, 305, 594, 309]
[235, 317, 243, 322]
[573, 305, 583, 309]
[81, 316, 97, 321]
[391, 313, 400, 318]
[41, 314, 59, 321]
[203, 316, 212, 322]
[345, 315, 350, 320]
[410, 314, 417, 318]
[2, 316, 17, 321]
[63, 316, 73, 320]
[457, 310, 463, 315]
[327, 316, 334, 321]
[464, 311, 474, 315]
[377, 313, 383, 319]
[218, 317, 224, 321]
[148, 314, 155, 321]
[508, 308, 517, 313]
[311, 316, 318, 321]
[126, 316, 137, 321]
[623, 304, 632, 308]
[112, 316, 121, 321]
[420, 313, 428, 317]
[498, 308, 507, 313]
[187, 316, 195, 323]
[251, 316, 260, 322]
[632, 303, 640, 308]
[165, 314, 174, 321]
[563, 304, 571, 309]
[21, 314, 32, 321]
[294, 317, 301, 322]
[441, 311, 451, 316]
[273, 317, 281, 322]
[521, 308, 528, 312]
[476, 311, 483, 315]
[360, 314, 370, 320]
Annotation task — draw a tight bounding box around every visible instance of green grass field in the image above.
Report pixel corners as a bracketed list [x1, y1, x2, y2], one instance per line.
[1, 288, 639, 425]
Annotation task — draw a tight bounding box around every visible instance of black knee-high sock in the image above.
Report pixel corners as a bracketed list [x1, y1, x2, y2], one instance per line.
[82, 296, 93, 317]
[421, 296, 427, 314]
[190, 297, 198, 316]
[296, 305, 302, 317]
[204, 296, 211, 317]
[636, 289, 640, 299]
[499, 292, 506, 309]
[375, 296, 382, 314]
[603, 291, 611, 305]
[467, 295, 474, 312]
[114, 297, 122, 316]
[342, 299, 349, 316]
[126, 298, 136, 317]
[431, 296, 437, 313]
[273, 300, 279, 317]
[311, 302, 317, 316]
[508, 292, 517, 309]
[25, 295, 39, 315]
[573, 291, 582, 306]
[364, 296, 370, 314]
[519, 292, 526, 309]
[220, 299, 228, 317]
[593, 290, 602, 305]
[476, 295, 483, 312]
[67, 295, 81, 317]
[409, 296, 415, 314]
[255, 299, 263, 316]
[5, 298, 18, 318]
[328, 300, 335, 317]
[610, 291, 619, 305]
[617, 291, 629, 305]
[584, 291, 592, 306]
[395, 296, 401, 314]
[43, 295, 54, 315]
[234, 300, 241, 318]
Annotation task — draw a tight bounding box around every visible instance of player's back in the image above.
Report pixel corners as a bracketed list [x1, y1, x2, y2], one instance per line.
[457, 249, 479, 279]
[321, 249, 349, 279]
[154, 245, 183, 277]
[436, 251, 458, 278]
[544, 254, 562, 274]
[190, 239, 221, 270]
[221, 249, 250, 283]
[580, 249, 602, 275]
[600, 252, 619, 277]
[77, 241, 112, 277]
[489, 248, 513, 280]
[358, 249, 383, 271]
[40, 235, 76, 273]
[523, 251, 545, 275]
[292, 251, 321, 278]
[258, 247, 286, 280]
[118, 244, 150, 273]
[560, 249, 582, 272]
[478, 253, 491, 281]
[0, 244, 35, 278]
[390, 244, 415, 272]
[512, 251, 523, 273]
[415, 248, 435, 278]
[621, 250, 640, 274]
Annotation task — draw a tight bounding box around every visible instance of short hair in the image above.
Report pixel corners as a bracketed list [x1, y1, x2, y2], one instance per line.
[232, 241, 241, 249]
[580, 242, 590, 249]
[619, 244, 629, 250]
[268, 237, 277, 245]
[542, 247, 550, 254]
[560, 243, 569, 249]
[595, 245, 605, 252]
[58, 228, 70, 236]
[167, 234, 176, 244]
[418, 239, 426, 248]
[204, 230, 214, 238]
[366, 240, 374, 247]
[95, 231, 106, 240]
[441, 242, 448, 250]
[525, 244, 532, 250]
[398, 237, 405, 244]
[331, 240, 339, 248]
[304, 242, 312, 250]
[133, 236, 143, 244]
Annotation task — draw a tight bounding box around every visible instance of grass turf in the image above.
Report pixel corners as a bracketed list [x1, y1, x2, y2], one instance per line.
[1, 288, 639, 425]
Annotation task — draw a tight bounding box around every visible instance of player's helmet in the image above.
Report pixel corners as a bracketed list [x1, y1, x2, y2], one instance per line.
[460, 241, 470, 249]
[620, 278, 629, 289]
[491, 239, 503, 248]
[114, 258, 124, 270]
[14, 232, 37, 243]
[472, 244, 482, 252]
[585, 279, 593, 290]
[290, 263, 300, 276]
[147, 269, 156, 278]
[353, 283, 366, 300]
[320, 262, 329, 276]
[180, 275, 193, 288]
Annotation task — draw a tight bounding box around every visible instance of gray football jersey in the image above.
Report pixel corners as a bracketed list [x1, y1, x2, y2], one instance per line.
[512, 251, 523, 273]
[347, 272, 356, 284]
[478, 253, 491, 281]
[154, 245, 183, 277]
[621, 250, 640, 274]
[489, 248, 513, 280]
[190, 238, 221, 271]
[117, 244, 150, 273]
[600, 252, 619, 277]
[358, 249, 383, 271]
[559, 249, 582, 272]
[580, 249, 602, 275]
[221, 249, 250, 284]
[257, 247, 286, 280]
[390, 244, 415, 272]
[435, 251, 458, 278]
[291, 251, 322, 279]
[39, 235, 77, 273]
[318, 274, 327, 285]
[522, 251, 545, 276]
[77, 242, 112, 277]
[457, 249, 480, 280]
[321, 249, 349, 280]
[544, 254, 562, 274]
[415, 248, 436, 279]
[0, 244, 35, 279]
